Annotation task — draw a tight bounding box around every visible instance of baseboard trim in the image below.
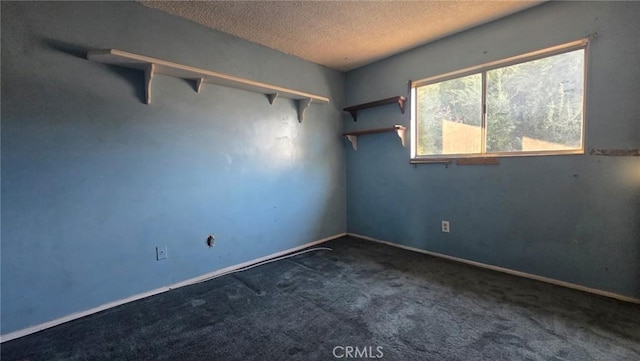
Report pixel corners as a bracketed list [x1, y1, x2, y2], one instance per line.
[348, 233, 640, 305]
[0, 232, 347, 343]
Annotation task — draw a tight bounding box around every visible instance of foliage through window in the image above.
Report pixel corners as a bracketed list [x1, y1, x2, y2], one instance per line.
[411, 40, 586, 159]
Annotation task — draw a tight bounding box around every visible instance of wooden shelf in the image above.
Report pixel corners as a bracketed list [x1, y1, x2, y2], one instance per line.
[343, 96, 406, 122]
[87, 49, 330, 122]
[342, 125, 406, 150]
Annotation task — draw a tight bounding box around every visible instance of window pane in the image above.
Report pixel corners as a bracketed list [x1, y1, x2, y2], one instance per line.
[486, 49, 584, 153]
[416, 74, 482, 155]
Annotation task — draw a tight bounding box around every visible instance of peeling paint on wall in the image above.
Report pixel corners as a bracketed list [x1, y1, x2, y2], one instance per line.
[589, 148, 640, 156]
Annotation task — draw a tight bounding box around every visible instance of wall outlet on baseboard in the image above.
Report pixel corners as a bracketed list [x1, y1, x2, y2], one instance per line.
[156, 246, 168, 260]
[441, 221, 450, 233]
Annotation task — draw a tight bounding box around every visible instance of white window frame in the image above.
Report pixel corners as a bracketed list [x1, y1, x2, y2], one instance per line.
[410, 38, 589, 162]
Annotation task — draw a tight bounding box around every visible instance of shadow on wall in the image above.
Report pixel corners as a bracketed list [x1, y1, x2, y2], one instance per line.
[41, 38, 88, 59]
[41, 38, 146, 103]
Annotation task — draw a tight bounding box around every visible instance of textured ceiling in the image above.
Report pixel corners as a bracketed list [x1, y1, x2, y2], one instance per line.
[141, 1, 543, 71]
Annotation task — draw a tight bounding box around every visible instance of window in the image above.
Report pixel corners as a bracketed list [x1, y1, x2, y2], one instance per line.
[411, 39, 587, 160]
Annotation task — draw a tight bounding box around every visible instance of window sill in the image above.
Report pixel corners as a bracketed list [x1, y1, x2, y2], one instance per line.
[409, 157, 497, 166]
[410, 150, 587, 165]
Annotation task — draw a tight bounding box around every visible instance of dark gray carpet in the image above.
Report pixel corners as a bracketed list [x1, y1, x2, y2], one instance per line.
[2, 236, 639, 360]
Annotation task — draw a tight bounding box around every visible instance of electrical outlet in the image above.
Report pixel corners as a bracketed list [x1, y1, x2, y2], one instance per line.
[156, 246, 168, 260]
[441, 221, 450, 233]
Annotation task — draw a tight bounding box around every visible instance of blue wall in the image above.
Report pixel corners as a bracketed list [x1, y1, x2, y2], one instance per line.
[3, 0, 639, 337]
[1, 2, 346, 334]
[345, 2, 639, 298]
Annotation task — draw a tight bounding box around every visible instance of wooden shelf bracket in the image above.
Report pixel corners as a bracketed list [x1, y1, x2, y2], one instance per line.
[343, 125, 406, 150]
[268, 93, 279, 105]
[296, 98, 312, 123]
[397, 127, 407, 148]
[343, 96, 406, 122]
[196, 78, 205, 93]
[87, 49, 330, 122]
[346, 135, 358, 150]
[144, 64, 155, 105]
